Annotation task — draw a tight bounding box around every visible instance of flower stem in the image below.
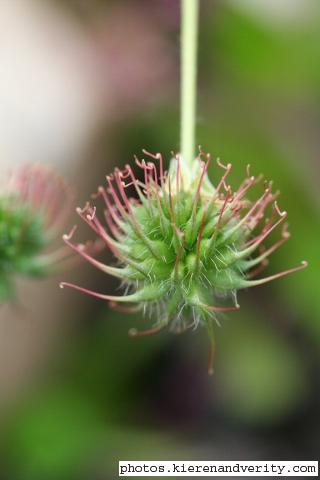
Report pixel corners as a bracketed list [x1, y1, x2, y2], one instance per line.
[180, 0, 199, 166]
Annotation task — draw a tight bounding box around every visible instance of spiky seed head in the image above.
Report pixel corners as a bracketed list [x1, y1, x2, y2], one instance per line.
[61, 150, 307, 373]
[0, 164, 73, 301]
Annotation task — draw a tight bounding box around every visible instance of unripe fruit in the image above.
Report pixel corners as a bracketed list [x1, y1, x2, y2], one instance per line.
[61, 150, 307, 373]
[0, 164, 73, 301]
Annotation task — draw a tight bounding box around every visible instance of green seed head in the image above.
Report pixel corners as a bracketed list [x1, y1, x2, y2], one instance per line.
[0, 164, 72, 301]
[61, 150, 307, 372]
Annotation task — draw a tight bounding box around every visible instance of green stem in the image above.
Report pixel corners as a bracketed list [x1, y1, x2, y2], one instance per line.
[180, 0, 199, 166]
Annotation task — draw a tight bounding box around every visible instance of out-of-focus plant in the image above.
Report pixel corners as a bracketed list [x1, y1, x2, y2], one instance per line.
[0, 164, 74, 302]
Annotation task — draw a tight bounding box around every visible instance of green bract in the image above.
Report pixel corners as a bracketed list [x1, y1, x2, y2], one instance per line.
[61, 151, 307, 373]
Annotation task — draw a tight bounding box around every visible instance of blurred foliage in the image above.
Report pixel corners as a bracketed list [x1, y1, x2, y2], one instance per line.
[217, 306, 310, 423]
[208, 5, 320, 97]
[2, 388, 102, 479]
[2, 384, 183, 479]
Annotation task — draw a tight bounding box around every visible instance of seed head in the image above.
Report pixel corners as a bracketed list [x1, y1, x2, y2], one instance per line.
[61, 150, 307, 373]
[0, 164, 73, 301]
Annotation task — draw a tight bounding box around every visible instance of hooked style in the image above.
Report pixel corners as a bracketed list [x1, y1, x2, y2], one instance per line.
[60, 150, 307, 374]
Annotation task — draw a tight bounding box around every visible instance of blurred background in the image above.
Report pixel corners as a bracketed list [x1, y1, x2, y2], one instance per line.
[0, 0, 319, 478]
